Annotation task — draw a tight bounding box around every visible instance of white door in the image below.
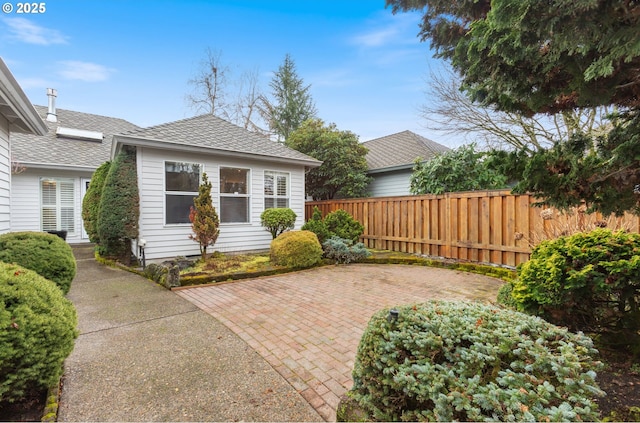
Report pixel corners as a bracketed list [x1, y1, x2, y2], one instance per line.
[80, 178, 91, 239]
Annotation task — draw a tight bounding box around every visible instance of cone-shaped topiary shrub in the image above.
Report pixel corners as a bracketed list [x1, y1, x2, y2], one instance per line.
[350, 301, 604, 422]
[270, 230, 322, 268]
[0, 231, 76, 294]
[97, 147, 139, 263]
[0, 262, 78, 403]
[81, 161, 111, 244]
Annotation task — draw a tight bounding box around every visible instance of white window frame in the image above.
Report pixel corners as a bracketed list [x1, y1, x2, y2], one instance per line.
[164, 161, 201, 225]
[40, 177, 75, 234]
[219, 167, 251, 224]
[264, 170, 290, 209]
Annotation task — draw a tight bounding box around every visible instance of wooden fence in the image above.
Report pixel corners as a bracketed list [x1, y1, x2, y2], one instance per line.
[305, 190, 640, 267]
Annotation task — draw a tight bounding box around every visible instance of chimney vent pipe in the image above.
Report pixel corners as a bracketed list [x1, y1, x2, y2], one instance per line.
[46, 88, 57, 123]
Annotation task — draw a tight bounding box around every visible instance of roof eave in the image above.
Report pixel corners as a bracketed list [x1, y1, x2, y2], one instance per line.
[0, 59, 48, 136]
[16, 162, 98, 172]
[367, 163, 414, 174]
[113, 135, 322, 168]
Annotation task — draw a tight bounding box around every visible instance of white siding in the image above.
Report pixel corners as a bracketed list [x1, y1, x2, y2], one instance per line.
[367, 169, 413, 197]
[11, 168, 93, 243]
[137, 147, 308, 260]
[0, 117, 10, 234]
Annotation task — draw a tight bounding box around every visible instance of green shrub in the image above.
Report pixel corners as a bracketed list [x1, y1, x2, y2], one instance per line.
[0, 231, 76, 294]
[270, 230, 322, 268]
[261, 207, 297, 239]
[322, 236, 371, 264]
[506, 229, 640, 350]
[81, 161, 111, 244]
[324, 209, 364, 243]
[302, 206, 331, 244]
[351, 301, 604, 422]
[0, 262, 78, 403]
[97, 147, 139, 263]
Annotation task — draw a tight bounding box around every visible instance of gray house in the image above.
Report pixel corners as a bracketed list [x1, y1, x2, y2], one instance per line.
[363, 130, 450, 197]
[113, 114, 321, 260]
[10, 90, 140, 242]
[0, 59, 48, 234]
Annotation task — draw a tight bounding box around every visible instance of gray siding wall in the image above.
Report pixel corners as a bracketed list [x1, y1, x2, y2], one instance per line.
[137, 147, 307, 260]
[367, 169, 412, 197]
[0, 117, 9, 234]
[11, 168, 93, 243]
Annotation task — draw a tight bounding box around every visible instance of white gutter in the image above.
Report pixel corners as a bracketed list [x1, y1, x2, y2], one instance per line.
[0, 58, 48, 135]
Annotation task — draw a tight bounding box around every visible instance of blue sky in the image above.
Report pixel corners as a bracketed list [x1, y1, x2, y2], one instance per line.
[1, 0, 459, 146]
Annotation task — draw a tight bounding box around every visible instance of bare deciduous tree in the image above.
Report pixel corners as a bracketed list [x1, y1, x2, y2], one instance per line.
[421, 66, 612, 152]
[186, 48, 268, 134]
[186, 48, 231, 118]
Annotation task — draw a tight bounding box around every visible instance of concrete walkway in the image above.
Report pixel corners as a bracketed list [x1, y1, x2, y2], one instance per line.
[176, 263, 504, 421]
[58, 247, 322, 422]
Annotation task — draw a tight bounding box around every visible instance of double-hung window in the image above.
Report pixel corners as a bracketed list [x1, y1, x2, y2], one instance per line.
[165, 161, 200, 224]
[220, 167, 250, 223]
[264, 171, 289, 209]
[41, 178, 75, 233]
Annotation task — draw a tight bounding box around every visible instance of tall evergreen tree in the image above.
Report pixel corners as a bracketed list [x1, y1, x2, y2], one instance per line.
[97, 147, 139, 263]
[263, 54, 317, 142]
[189, 172, 220, 260]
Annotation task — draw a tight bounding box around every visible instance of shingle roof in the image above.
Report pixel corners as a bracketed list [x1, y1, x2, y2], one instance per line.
[11, 105, 140, 169]
[117, 114, 321, 166]
[362, 130, 450, 171]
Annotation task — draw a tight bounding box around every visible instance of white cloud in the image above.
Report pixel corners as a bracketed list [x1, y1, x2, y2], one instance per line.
[57, 61, 115, 82]
[15, 76, 49, 89]
[3, 17, 68, 45]
[351, 27, 399, 48]
[349, 12, 420, 49]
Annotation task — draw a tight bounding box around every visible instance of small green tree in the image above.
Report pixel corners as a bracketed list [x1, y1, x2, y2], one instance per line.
[97, 147, 139, 263]
[81, 161, 111, 243]
[410, 143, 508, 195]
[287, 119, 371, 200]
[301, 206, 331, 244]
[260, 207, 296, 239]
[189, 172, 220, 260]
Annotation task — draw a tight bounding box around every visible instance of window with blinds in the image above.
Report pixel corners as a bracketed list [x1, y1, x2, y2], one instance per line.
[40, 178, 75, 233]
[264, 171, 289, 209]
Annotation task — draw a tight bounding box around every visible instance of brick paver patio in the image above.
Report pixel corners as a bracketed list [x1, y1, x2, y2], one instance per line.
[175, 263, 503, 421]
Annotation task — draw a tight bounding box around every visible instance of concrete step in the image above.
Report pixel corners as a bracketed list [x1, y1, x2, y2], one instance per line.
[71, 243, 95, 260]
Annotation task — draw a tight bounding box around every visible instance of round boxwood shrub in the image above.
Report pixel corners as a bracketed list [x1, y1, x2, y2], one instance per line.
[0, 231, 76, 294]
[505, 228, 640, 349]
[0, 262, 78, 403]
[270, 230, 322, 268]
[350, 301, 603, 422]
[260, 207, 297, 239]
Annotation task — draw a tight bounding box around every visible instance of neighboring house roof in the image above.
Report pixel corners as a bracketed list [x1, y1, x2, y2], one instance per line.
[0, 58, 47, 136]
[363, 130, 450, 173]
[114, 114, 322, 167]
[11, 105, 141, 171]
